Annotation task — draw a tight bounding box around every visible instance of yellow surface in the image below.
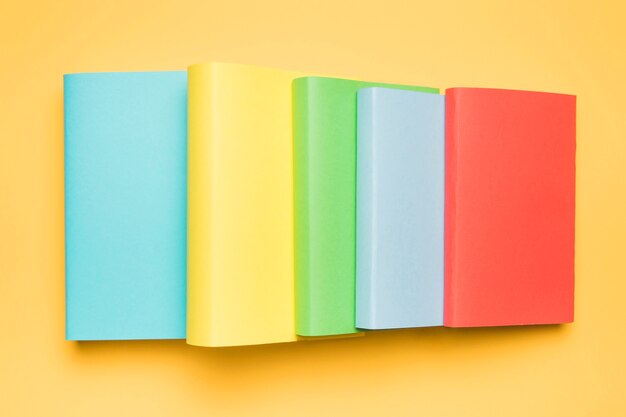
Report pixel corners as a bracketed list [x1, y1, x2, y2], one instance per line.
[187, 62, 303, 346]
[0, 0, 625, 415]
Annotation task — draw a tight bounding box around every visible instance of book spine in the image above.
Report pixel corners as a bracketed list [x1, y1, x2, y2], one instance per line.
[355, 88, 377, 329]
[444, 89, 459, 326]
[293, 78, 313, 335]
[187, 63, 214, 345]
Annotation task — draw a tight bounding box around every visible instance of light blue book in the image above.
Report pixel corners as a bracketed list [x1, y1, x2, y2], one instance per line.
[356, 87, 445, 329]
[64, 72, 187, 340]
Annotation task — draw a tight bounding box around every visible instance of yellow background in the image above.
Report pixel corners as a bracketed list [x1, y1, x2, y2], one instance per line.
[1, 0, 625, 415]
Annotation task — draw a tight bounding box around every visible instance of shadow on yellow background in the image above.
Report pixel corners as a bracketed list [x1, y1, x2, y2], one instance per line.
[1, 0, 625, 416]
[69, 324, 572, 410]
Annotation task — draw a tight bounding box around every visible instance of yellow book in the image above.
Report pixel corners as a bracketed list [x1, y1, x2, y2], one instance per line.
[187, 62, 304, 346]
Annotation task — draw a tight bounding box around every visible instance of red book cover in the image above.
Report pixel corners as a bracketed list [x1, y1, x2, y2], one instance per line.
[444, 88, 576, 327]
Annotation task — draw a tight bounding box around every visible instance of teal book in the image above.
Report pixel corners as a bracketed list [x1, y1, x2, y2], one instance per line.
[64, 71, 187, 340]
[356, 87, 445, 330]
[293, 76, 439, 336]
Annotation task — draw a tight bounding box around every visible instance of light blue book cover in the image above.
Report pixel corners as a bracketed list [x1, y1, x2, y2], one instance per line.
[64, 71, 187, 340]
[356, 87, 445, 329]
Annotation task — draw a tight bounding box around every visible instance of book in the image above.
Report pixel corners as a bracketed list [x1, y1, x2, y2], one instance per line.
[293, 76, 439, 336]
[444, 88, 576, 327]
[356, 87, 445, 330]
[64, 71, 187, 340]
[187, 62, 305, 346]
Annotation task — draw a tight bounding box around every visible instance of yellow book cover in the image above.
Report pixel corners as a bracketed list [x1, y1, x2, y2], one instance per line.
[187, 62, 304, 347]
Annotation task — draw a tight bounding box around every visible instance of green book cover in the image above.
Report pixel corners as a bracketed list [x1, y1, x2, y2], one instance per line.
[293, 76, 439, 336]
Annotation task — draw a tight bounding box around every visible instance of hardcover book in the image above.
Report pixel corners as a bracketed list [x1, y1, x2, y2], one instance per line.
[64, 71, 187, 340]
[444, 88, 576, 327]
[356, 87, 445, 330]
[187, 62, 305, 346]
[293, 76, 438, 336]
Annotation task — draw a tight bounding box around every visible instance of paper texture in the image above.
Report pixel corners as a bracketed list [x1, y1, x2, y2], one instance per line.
[64, 71, 187, 340]
[187, 62, 304, 346]
[356, 87, 445, 330]
[444, 88, 576, 327]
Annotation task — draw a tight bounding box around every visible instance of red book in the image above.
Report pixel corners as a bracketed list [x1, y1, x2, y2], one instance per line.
[444, 88, 576, 327]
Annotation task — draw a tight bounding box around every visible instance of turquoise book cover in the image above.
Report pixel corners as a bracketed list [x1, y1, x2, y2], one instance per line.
[64, 71, 187, 340]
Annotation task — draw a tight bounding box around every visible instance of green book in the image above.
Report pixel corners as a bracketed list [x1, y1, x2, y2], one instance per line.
[293, 77, 439, 336]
